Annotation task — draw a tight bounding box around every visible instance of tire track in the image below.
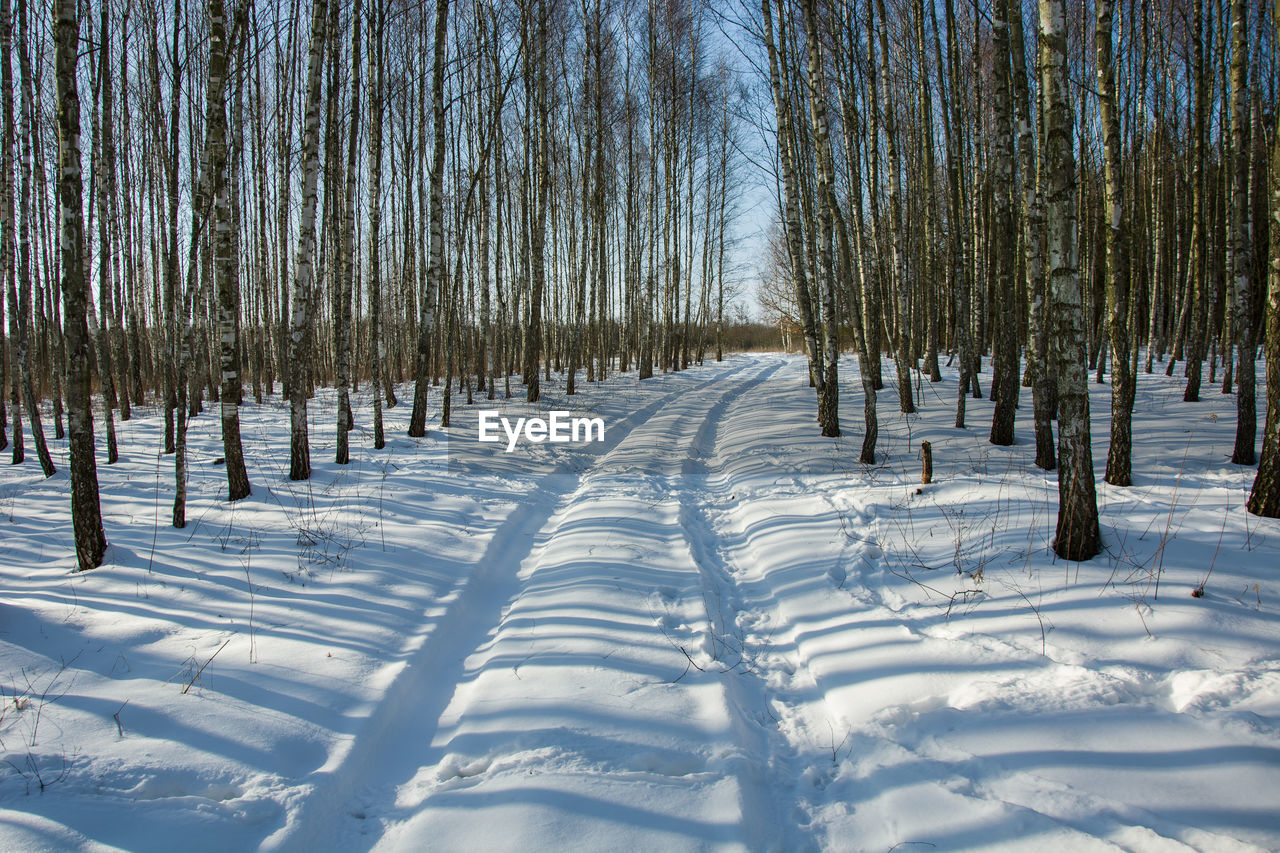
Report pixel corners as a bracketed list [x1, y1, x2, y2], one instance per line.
[606, 356, 793, 850]
[672, 355, 840, 852]
[350, 356, 784, 852]
[262, 359, 756, 853]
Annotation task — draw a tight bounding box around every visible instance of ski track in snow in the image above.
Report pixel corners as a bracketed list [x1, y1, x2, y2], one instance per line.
[3, 352, 1279, 853]
[268, 357, 790, 852]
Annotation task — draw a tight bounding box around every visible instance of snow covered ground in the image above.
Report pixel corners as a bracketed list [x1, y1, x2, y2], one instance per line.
[1, 352, 1277, 852]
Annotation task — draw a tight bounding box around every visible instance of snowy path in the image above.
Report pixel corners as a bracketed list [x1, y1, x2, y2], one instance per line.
[270, 357, 800, 852]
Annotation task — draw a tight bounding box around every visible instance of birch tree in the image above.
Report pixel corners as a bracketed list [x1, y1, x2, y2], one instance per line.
[91, 3, 119, 465]
[214, 0, 250, 499]
[523, 0, 550, 403]
[1183, 0, 1208, 403]
[14, 0, 53, 477]
[335, 0, 364, 464]
[1228, 0, 1254, 466]
[1040, 0, 1099, 560]
[1097, 0, 1133, 486]
[409, 0, 450, 431]
[369, 0, 386, 449]
[287, 0, 331, 480]
[55, 0, 107, 570]
[988, 0, 1018, 447]
[873, 0, 913, 413]
[798, 0, 839, 437]
[1247, 0, 1279, 517]
[1008, 0, 1054, 469]
[174, 0, 242, 525]
[3, 0, 23, 466]
[760, 0, 824, 420]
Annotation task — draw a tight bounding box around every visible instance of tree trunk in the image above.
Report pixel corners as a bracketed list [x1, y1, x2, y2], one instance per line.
[873, 0, 914, 413]
[1098, 0, 1134, 486]
[1184, 0, 1209, 402]
[989, 0, 1018, 447]
[55, 0, 107, 570]
[14, 0, 52, 476]
[1247, 0, 1280, 517]
[3, 0, 23, 466]
[163, 0, 181, 455]
[762, 0, 825, 419]
[214, 0, 250, 499]
[409, 0, 450, 429]
[369, 0, 386, 449]
[287, 0, 330, 480]
[799, 0, 840, 437]
[1040, 0, 1100, 561]
[913, 0, 941, 384]
[175, 0, 239, 524]
[335, 0, 364, 464]
[96, 0, 128, 461]
[1229, 0, 1255, 465]
[1005, 0, 1054, 467]
[523, 0, 550, 403]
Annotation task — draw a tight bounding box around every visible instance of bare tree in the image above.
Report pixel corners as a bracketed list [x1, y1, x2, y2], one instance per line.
[2, 0, 23, 466]
[1040, 0, 1099, 561]
[13, 0, 53, 476]
[523, 0, 550, 403]
[760, 0, 824, 419]
[988, 0, 1018, 447]
[55, 0, 107, 570]
[1228, 0, 1254, 466]
[1007, 0, 1054, 469]
[872, 0, 913, 413]
[1182, 0, 1208, 403]
[215, 0, 251, 499]
[91, 2, 120, 465]
[286, 0, 330, 480]
[368, 0, 386, 449]
[174, 0, 243, 525]
[162, 0, 182, 456]
[1247, 0, 1279, 517]
[409, 0, 450, 430]
[335, 0, 364, 464]
[1097, 0, 1133, 486]
[798, 0, 839, 437]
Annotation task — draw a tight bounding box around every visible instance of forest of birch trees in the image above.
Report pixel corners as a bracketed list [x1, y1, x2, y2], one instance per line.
[0, 0, 1277, 571]
[753, 0, 1279, 559]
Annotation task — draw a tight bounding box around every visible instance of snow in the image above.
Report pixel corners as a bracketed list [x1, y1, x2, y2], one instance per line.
[1, 352, 1277, 852]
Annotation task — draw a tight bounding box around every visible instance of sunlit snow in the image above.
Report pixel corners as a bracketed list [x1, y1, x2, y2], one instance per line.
[1, 353, 1276, 852]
